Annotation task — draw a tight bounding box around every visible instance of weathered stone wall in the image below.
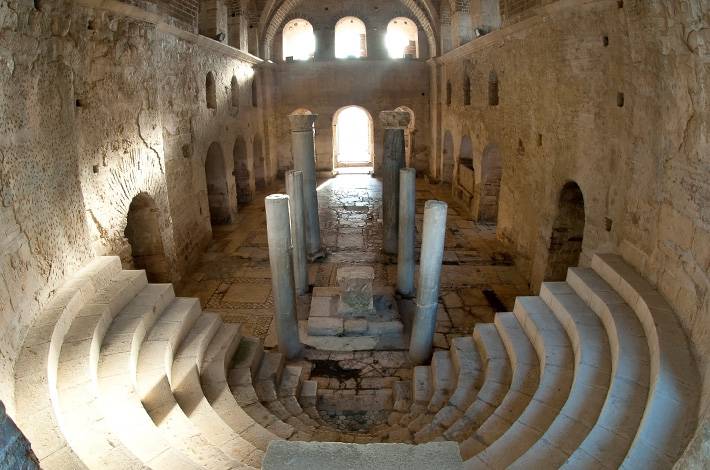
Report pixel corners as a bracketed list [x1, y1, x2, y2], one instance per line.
[0, 0, 263, 413]
[437, 0, 709, 460]
[267, 60, 431, 175]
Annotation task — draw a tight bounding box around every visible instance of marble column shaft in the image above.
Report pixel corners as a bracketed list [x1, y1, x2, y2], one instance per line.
[286, 170, 308, 296]
[265, 194, 303, 359]
[409, 200, 448, 364]
[289, 112, 324, 260]
[397, 168, 417, 297]
[380, 111, 412, 255]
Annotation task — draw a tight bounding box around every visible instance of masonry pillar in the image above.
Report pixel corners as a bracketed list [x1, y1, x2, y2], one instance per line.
[314, 28, 334, 60]
[409, 200, 448, 364]
[286, 171, 308, 295]
[397, 168, 417, 298]
[289, 111, 324, 260]
[265, 194, 303, 359]
[380, 110, 412, 255]
[452, 7, 473, 48]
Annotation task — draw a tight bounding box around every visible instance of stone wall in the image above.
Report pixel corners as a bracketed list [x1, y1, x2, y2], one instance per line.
[0, 0, 263, 413]
[436, 0, 709, 461]
[266, 60, 431, 175]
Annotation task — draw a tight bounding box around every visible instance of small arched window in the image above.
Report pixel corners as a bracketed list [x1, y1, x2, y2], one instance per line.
[231, 76, 239, 108]
[251, 79, 258, 107]
[446, 81, 452, 106]
[335, 17, 367, 59]
[488, 71, 499, 106]
[463, 74, 471, 106]
[386, 17, 419, 59]
[282, 19, 315, 61]
[206, 72, 217, 109]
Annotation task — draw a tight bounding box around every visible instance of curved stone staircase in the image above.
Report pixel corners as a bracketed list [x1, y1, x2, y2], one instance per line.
[11, 254, 699, 469]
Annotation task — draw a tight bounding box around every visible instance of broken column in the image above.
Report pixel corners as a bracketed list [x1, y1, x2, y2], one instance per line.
[380, 110, 412, 255]
[397, 168, 416, 298]
[409, 200, 448, 364]
[265, 194, 303, 359]
[289, 111, 324, 261]
[286, 170, 308, 296]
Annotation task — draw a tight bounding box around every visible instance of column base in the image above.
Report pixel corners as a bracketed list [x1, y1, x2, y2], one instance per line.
[307, 249, 327, 262]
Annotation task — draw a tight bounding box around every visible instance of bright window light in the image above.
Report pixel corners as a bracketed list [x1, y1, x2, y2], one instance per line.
[283, 19, 315, 61]
[386, 17, 418, 59]
[335, 17, 367, 59]
[335, 106, 371, 164]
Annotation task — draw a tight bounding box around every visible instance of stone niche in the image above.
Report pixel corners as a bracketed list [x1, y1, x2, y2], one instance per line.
[301, 266, 406, 350]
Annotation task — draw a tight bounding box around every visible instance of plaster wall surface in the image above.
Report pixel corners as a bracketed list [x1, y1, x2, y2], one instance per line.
[0, 0, 264, 413]
[437, 0, 709, 463]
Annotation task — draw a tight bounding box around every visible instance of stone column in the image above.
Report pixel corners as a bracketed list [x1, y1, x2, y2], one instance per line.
[409, 200, 448, 364]
[380, 110, 412, 255]
[289, 111, 325, 261]
[265, 194, 303, 359]
[286, 170, 308, 295]
[397, 168, 417, 298]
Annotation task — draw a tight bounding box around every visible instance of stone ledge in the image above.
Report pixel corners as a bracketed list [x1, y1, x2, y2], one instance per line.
[263, 441, 463, 470]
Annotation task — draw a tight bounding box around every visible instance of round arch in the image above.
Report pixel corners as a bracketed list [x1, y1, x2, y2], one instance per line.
[282, 18, 315, 61]
[335, 16, 367, 59]
[386, 17, 419, 59]
[205, 142, 231, 225]
[261, 0, 438, 60]
[544, 181, 586, 281]
[478, 143, 502, 222]
[124, 193, 171, 283]
[332, 105, 374, 172]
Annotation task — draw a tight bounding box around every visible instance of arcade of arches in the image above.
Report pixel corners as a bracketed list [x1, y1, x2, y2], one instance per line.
[0, 0, 708, 468]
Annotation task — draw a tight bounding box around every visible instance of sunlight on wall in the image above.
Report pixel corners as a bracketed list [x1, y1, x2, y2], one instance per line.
[283, 19, 315, 61]
[386, 17, 418, 59]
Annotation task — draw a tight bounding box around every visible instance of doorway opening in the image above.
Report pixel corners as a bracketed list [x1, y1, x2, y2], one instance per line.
[442, 130, 454, 183]
[205, 142, 231, 225]
[544, 181, 585, 281]
[332, 106, 374, 173]
[125, 193, 170, 283]
[253, 135, 265, 189]
[233, 136, 252, 204]
[479, 144, 502, 222]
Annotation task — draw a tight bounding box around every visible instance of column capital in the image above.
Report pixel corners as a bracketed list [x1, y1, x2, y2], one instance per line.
[289, 111, 318, 131]
[379, 110, 411, 129]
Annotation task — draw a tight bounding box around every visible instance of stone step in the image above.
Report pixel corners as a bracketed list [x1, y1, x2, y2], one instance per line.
[299, 380, 318, 408]
[443, 326, 509, 443]
[136, 299, 243, 470]
[254, 351, 285, 402]
[201, 326, 287, 449]
[231, 336, 264, 379]
[590, 254, 699, 468]
[428, 350, 456, 413]
[172, 314, 263, 468]
[392, 380, 412, 412]
[508, 283, 612, 467]
[52, 270, 150, 469]
[15, 256, 121, 469]
[466, 296, 574, 466]
[96, 285, 205, 469]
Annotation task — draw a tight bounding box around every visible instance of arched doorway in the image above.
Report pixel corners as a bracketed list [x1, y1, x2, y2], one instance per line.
[479, 144, 502, 222]
[332, 106, 374, 172]
[459, 135, 473, 165]
[335, 17, 367, 59]
[442, 131, 454, 183]
[205, 142, 231, 225]
[395, 106, 415, 168]
[544, 181, 585, 281]
[125, 193, 170, 283]
[386, 17, 419, 59]
[253, 135, 265, 189]
[282, 18, 315, 61]
[233, 137, 252, 204]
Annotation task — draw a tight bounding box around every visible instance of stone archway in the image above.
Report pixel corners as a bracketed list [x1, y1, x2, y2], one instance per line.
[205, 142, 231, 225]
[544, 181, 585, 281]
[125, 193, 170, 283]
[478, 144, 502, 222]
[332, 105, 374, 172]
[233, 136, 252, 204]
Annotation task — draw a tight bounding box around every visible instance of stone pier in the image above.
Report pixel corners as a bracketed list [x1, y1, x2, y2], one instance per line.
[289, 111, 324, 261]
[265, 194, 303, 359]
[397, 168, 416, 298]
[380, 110, 411, 255]
[409, 200, 448, 364]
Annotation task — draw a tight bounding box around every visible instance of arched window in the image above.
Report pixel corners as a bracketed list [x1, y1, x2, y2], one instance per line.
[463, 74, 471, 106]
[206, 72, 216, 109]
[333, 106, 374, 171]
[282, 19, 315, 61]
[251, 79, 258, 107]
[446, 81, 452, 106]
[386, 17, 419, 59]
[488, 71, 499, 106]
[335, 17, 367, 59]
[231, 76, 239, 108]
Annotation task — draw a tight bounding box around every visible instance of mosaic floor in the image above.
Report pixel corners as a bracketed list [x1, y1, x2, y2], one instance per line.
[178, 174, 531, 350]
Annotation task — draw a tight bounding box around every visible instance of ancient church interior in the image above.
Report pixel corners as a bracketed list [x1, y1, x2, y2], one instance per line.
[0, 0, 708, 468]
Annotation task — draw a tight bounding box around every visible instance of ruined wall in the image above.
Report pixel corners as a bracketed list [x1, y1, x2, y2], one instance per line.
[267, 60, 430, 175]
[0, 0, 262, 413]
[437, 0, 709, 461]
